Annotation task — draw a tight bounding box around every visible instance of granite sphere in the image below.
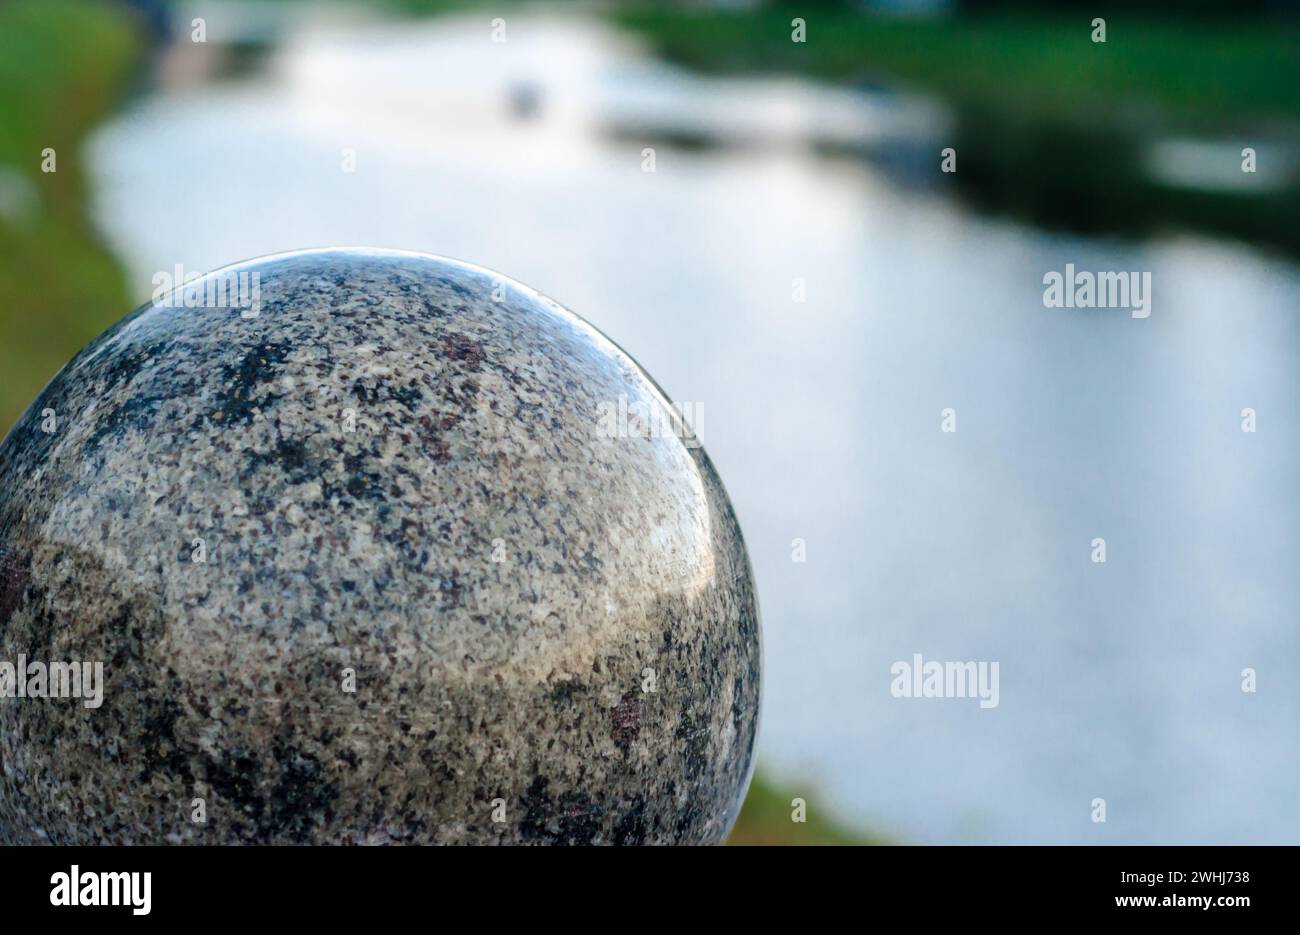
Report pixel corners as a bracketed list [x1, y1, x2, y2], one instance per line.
[0, 249, 760, 844]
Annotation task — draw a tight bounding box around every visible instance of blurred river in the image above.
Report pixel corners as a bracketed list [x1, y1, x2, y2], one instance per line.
[87, 9, 1300, 843]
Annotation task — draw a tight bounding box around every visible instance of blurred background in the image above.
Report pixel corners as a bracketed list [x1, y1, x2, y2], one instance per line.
[2, 0, 1299, 844]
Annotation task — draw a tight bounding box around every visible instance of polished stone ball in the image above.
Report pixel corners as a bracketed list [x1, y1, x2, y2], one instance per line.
[0, 249, 760, 844]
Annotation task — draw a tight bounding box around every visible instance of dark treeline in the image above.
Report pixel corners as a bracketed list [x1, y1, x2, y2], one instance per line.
[763, 0, 1299, 16]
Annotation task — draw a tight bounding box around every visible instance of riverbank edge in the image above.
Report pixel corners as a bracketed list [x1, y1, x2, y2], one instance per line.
[0, 0, 142, 433]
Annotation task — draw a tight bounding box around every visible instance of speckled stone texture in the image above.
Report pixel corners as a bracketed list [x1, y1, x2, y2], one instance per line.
[0, 249, 760, 845]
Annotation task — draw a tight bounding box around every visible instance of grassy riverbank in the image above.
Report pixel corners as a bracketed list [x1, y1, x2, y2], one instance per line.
[729, 772, 886, 846]
[0, 0, 141, 434]
[612, 7, 1300, 126]
[611, 6, 1300, 257]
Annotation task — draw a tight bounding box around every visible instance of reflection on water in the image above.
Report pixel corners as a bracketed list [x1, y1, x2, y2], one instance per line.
[88, 12, 1300, 844]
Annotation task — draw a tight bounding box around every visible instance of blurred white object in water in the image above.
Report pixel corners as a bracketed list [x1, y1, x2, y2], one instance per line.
[1145, 138, 1297, 192]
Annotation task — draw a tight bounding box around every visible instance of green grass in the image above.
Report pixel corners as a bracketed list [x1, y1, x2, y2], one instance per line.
[727, 771, 887, 846]
[612, 7, 1300, 128]
[0, 0, 141, 434]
